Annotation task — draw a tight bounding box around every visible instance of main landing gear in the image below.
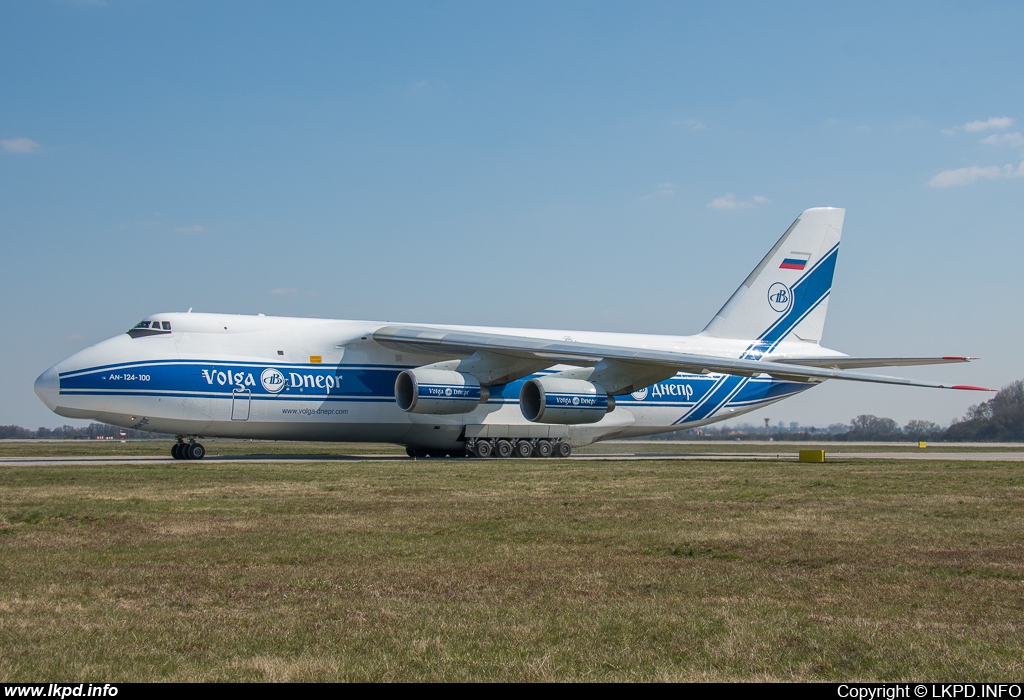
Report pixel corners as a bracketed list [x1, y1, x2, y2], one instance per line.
[171, 439, 206, 460]
[466, 438, 571, 459]
[404, 439, 572, 459]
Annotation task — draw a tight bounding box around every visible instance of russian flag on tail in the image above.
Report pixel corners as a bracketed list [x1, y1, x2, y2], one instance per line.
[779, 252, 811, 270]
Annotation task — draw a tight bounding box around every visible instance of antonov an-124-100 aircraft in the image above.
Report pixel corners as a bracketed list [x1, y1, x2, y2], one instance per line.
[35, 208, 992, 460]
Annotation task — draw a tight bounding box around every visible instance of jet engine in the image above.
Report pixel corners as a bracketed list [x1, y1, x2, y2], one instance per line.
[519, 377, 614, 424]
[395, 368, 489, 414]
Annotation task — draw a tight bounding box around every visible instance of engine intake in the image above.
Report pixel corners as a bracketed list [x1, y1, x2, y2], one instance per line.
[520, 377, 613, 424]
[395, 368, 488, 414]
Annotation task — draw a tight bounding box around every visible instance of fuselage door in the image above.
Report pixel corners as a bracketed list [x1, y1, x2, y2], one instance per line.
[231, 388, 251, 421]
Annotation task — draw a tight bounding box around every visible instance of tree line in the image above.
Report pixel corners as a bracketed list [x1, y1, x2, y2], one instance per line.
[843, 379, 1024, 441]
[0, 424, 162, 440]
[661, 379, 1024, 442]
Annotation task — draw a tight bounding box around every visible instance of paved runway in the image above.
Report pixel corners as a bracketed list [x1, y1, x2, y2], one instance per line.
[4, 450, 1024, 467]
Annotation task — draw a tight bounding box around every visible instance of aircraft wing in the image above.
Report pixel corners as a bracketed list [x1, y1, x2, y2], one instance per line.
[372, 325, 992, 392]
[774, 356, 976, 370]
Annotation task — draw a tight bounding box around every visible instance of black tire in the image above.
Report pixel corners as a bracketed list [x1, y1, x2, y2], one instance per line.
[514, 440, 533, 458]
[535, 440, 553, 458]
[556, 441, 572, 458]
[495, 439, 513, 458]
[474, 440, 493, 458]
[171, 443, 182, 460]
[187, 443, 205, 460]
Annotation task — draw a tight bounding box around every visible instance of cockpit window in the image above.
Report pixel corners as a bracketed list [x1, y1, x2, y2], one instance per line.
[127, 319, 172, 338]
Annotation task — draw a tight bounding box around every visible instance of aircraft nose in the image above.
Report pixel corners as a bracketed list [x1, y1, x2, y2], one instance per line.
[34, 365, 60, 412]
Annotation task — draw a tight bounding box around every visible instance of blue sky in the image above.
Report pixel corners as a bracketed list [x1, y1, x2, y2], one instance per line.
[3, 1, 1023, 429]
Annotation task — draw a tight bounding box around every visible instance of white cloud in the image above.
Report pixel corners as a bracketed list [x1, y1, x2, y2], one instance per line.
[980, 132, 1024, 150]
[1, 137, 41, 154]
[928, 163, 1024, 187]
[707, 193, 771, 209]
[174, 224, 206, 233]
[962, 117, 1014, 133]
[708, 194, 744, 209]
[932, 116, 1024, 186]
[641, 182, 677, 201]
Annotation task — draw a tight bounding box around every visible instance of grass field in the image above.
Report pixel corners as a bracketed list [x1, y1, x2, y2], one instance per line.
[2, 447, 1023, 681]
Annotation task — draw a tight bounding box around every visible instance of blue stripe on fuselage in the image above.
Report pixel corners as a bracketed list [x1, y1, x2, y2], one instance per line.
[58, 360, 813, 423]
[59, 361, 404, 401]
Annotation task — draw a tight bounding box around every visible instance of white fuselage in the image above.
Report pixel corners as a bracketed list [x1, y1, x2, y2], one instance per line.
[35, 312, 834, 449]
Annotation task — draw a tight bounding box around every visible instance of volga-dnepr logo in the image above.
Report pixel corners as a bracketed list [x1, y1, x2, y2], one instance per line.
[198, 366, 341, 394]
[261, 368, 286, 394]
[767, 282, 792, 313]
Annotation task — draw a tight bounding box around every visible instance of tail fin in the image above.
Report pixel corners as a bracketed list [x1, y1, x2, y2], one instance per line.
[702, 207, 844, 347]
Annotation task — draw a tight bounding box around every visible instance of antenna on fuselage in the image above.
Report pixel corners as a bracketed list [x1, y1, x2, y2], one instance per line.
[187, 307, 193, 313]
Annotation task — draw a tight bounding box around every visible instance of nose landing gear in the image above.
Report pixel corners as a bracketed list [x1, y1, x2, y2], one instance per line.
[171, 439, 206, 460]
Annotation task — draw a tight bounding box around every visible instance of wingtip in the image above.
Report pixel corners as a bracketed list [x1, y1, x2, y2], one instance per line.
[951, 385, 997, 392]
[942, 356, 979, 362]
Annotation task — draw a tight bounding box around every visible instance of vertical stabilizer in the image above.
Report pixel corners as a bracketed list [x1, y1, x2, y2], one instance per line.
[702, 207, 844, 347]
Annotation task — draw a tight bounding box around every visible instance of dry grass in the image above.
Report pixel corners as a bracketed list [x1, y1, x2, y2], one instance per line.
[1, 453, 1023, 681]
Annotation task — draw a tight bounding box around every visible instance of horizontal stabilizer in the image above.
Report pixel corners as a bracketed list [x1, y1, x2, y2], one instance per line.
[776, 356, 978, 370]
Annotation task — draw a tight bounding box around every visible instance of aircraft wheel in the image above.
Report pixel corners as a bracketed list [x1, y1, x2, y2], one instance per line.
[495, 439, 513, 458]
[535, 440, 553, 458]
[474, 440, 493, 458]
[514, 440, 533, 458]
[171, 443, 182, 460]
[187, 443, 206, 460]
[556, 441, 572, 458]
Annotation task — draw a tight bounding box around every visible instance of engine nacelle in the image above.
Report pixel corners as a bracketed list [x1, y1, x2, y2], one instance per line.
[520, 377, 614, 424]
[395, 368, 488, 414]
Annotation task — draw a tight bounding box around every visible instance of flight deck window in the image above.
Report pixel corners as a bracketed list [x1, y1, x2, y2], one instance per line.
[127, 320, 172, 338]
